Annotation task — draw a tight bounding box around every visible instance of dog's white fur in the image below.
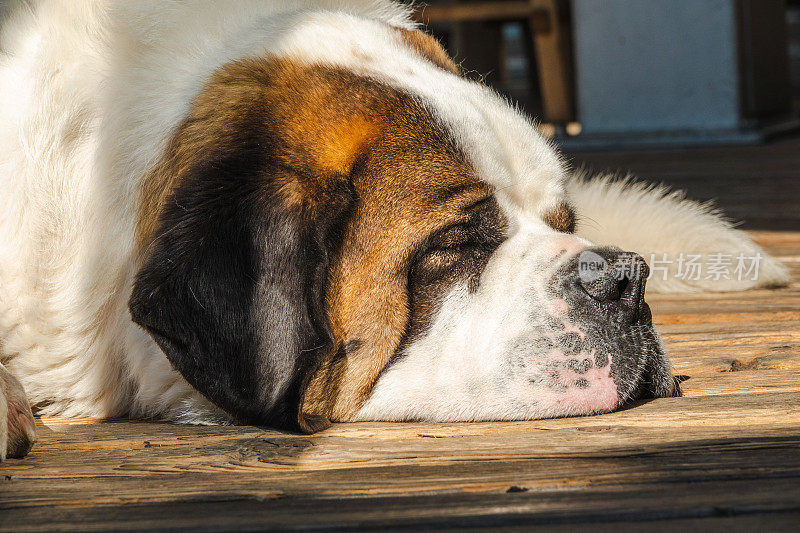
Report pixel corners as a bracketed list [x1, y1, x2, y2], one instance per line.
[0, 1, 789, 428]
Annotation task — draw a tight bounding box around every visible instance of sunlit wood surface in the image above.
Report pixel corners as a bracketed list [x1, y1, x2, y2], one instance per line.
[2, 140, 799, 531]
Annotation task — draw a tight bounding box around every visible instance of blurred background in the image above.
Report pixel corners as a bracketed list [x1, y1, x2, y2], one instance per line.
[415, 0, 800, 148]
[414, 0, 800, 230]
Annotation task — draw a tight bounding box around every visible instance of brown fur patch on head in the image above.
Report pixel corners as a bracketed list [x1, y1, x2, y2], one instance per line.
[543, 201, 576, 233]
[136, 58, 390, 248]
[137, 55, 493, 425]
[393, 27, 459, 74]
[302, 92, 497, 421]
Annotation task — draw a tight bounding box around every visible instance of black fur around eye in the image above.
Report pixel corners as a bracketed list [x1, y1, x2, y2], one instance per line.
[418, 230, 491, 269]
[417, 243, 466, 272]
[415, 218, 505, 278]
[426, 224, 473, 250]
[415, 241, 496, 285]
[419, 246, 451, 261]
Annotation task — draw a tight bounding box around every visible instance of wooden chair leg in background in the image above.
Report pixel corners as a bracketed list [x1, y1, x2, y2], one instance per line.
[414, 0, 576, 124]
[529, 0, 574, 123]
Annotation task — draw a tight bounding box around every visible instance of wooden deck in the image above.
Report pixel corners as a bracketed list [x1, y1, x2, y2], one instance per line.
[2, 140, 799, 531]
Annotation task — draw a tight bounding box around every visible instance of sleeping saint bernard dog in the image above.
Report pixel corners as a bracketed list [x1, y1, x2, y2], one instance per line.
[0, 1, 790, 460]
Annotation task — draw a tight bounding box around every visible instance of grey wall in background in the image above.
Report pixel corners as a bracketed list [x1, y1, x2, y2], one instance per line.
[573, 0, 740, 135]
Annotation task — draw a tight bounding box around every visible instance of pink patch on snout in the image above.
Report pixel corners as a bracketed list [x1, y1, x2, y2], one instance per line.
[547, 298, 569, 317]
[524, 347, 618, 417]
[558, 353, 618, 414]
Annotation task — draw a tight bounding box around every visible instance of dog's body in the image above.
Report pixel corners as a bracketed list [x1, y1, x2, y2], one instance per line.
[0, 1, 789, 460]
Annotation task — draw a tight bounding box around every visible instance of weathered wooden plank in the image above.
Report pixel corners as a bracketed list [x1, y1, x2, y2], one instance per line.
[6, 440, 799, 510]
[2, 392, 799, 513]
[679, 368, 800, 396]
[667, 348, 799, 375]
[751, 231, 800, 256]
[645, 276, 799, 374]
[3, 476, 800, 532]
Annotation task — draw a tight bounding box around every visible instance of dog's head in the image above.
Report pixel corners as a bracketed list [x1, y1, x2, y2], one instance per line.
[129, 18, 678, 432]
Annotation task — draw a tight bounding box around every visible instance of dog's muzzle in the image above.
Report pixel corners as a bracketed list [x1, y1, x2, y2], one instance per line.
[543, 246, 679, 413]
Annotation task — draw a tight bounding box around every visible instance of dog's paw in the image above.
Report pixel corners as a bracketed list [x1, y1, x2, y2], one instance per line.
[0, 365, 36, 461]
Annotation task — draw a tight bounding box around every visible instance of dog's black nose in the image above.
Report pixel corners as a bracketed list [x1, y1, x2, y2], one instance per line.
[577, 249, 651, 323]
[579, 251, 648, 302]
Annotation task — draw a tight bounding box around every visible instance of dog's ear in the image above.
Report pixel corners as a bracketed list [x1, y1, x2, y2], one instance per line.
[129, 146, 352, 433]
[392, 27, 460, 75]
[129, 58, 392, 432]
